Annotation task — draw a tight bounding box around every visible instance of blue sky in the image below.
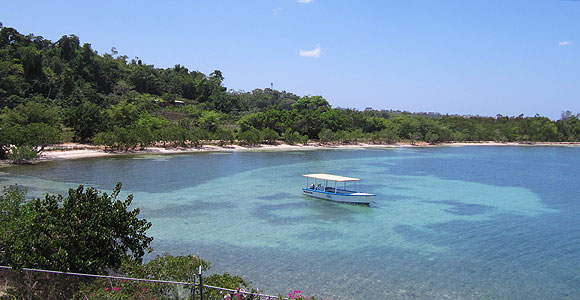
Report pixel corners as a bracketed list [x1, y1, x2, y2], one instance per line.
[2, 0, 579, 119]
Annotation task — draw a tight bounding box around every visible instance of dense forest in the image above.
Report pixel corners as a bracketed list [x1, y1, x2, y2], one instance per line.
[1, 22, 580, 161]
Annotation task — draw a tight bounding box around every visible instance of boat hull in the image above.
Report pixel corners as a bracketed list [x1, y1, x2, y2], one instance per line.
[301, 188, 374, 204]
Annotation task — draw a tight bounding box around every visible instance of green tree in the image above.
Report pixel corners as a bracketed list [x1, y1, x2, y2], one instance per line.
[237, 112, 262, 132]
[93, 131, 117, 151]
[557, 111, 580, 141]
[1, 102, 61, 126]
[371, 127, 399, 144]
[283, 128, 301, 145]
[189, 127, 209, 148]
[210, 91, 239, 113]
[393, 116, 420, 141]
[214, 127, 234, 146]
[199, 110, 221, 133]
[7, 145, 38, 162]
[261, 128, 279, 144]
[156, 124, 189, 148]
[318, 128, 335, 144]
[0, 121, 60, 160]
[292, 96, 331, 138]
[57, 34, 80, 61]
[65, 101, 105, 142]
[0, 122, 23, 158]
[292, 95, 330, 112]
[0, 183, 152, 274]
[23, 122, 62, 153]
[19, 46, 44, 80]
[111, 127, 139, 150]
[528, 116, 558, 142]
[135, 112, 171, 132]
[129, 123, 155, 149]
[107, 100, 139, 128]
[237, 127, 262, 146]
[320, 109, 348, 132]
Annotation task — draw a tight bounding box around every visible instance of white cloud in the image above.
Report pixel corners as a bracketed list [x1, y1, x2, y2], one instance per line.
[297, 0, 313, 3]
[299, 46, 321, 58]
[559, 41, 572, 46]
[272, 7, 282, 16]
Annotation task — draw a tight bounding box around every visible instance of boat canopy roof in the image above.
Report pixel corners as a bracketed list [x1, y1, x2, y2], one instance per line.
[303, 173, 360, 182]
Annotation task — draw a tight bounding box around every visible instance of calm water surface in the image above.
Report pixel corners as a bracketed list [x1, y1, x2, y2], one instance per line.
[1, 146, 579, 299]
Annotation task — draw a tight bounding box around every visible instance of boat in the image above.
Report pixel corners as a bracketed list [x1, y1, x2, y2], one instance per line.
[301, 173, 376, 204]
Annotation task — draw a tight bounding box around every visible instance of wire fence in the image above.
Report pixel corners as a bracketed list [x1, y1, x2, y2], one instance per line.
[0, 265, 281, 300]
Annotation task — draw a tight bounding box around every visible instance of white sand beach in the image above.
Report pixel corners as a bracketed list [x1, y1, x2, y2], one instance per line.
[35, 141, 580, 161]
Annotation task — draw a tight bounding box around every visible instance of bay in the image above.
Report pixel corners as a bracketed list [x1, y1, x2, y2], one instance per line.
[1, 146, 579, 299]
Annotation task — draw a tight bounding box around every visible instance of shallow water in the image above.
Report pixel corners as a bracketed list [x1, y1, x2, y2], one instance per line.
[1, 146, 579, 299]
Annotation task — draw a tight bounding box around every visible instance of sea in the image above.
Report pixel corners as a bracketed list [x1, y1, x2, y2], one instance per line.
[1, 146, 579, 299]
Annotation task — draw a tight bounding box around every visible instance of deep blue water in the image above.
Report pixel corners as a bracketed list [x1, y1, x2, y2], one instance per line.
[1, 146, 579, 299]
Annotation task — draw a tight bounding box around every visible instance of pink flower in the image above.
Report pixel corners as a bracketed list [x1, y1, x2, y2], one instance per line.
[113, 287, 120, 291]
[104, 287, 109, 291]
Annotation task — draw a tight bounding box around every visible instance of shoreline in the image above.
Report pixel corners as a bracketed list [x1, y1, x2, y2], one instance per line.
[29, 141, 580, 162]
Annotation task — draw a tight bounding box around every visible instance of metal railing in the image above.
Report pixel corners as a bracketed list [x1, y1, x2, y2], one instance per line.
[0, 265, 281, 299]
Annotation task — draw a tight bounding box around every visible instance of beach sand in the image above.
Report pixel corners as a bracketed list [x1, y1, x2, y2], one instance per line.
[34, 141, 580, 162]
[39, 143, 399, 160]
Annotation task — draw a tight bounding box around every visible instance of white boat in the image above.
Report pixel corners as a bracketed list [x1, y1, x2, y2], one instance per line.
[301, 173, 375, 204]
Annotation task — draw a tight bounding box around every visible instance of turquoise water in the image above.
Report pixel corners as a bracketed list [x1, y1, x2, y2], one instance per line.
[1, 146, 579, 299]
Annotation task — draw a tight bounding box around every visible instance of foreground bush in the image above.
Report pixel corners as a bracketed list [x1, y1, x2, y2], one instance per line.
[0, 183, 153, 299]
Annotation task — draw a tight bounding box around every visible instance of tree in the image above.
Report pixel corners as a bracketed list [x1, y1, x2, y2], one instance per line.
[210, 91, 239, 113]
[292, 95, 330, 112]
[66, 101, 105, 142]
[107, 100, 140, 128]
[129, 123, 155, 149]
[199, 110, 220, 133]
[214, 127, 234, 146]
[261, 128, 279, 144]
[318, 128, 335, 144]
[156, 124, 186, 148]
[189, 127, 209, 148]
[320, 109, 348, 132]
[292, 96, 331, 138]
[7, 145, 38, 162]
[0, 122, 24, 158]
[237, 127, 262, 146]
[0, 186, 27, 245]
[259, 109, 296, 134]
[371, 127, 399, 144]
[57, 34, 80, 61]
[1, 102, 61, 126]
[394, 116, 420, 141]
[19, 46, 44, 80]
[557, 111, 580, 141]
[93, 130, 117, 151]
[23, 122, 62, 153]
[0, 183, 152, 274]
[0, 121, 60, 160]
[209, 70, 225, 90]
[237, 112, 262, 132]
[283, 128, 301, 145]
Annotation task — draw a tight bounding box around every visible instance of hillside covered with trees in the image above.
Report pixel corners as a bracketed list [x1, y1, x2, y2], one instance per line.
[1, 23, 580, 161]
